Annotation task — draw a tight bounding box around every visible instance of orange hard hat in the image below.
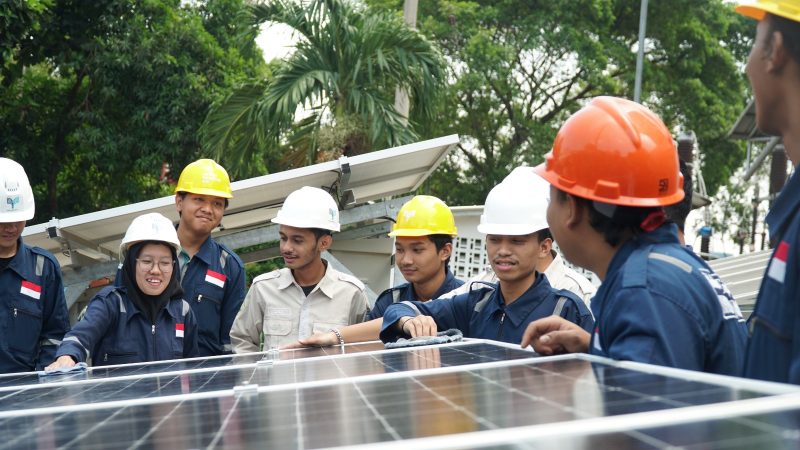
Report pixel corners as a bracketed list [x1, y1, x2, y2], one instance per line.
[534, 96, 684, 207]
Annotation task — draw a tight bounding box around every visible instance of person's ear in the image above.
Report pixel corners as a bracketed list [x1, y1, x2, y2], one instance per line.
[317, 234, 333, 251]
[438, 242, 453, 262]
[565, 195, 584, 229]
[539, 238, 553, 258]
[766, 30, 789, 74]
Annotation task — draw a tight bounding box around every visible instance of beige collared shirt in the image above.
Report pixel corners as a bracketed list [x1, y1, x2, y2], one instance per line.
[439, 252, 597, 306]
[230, 263, 369, 353]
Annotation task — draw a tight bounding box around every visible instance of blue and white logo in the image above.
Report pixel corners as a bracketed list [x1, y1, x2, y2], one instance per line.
[5, 195, 20, 211]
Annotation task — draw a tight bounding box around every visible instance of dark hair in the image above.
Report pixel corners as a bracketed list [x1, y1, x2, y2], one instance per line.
[427, 234, 454, 266]
[664, 160, 692, 232]
[534, 228, 552, 243]
[310, 228, 333, 240]
[176, 191, 230, 209]
[765, 13, 800, 66]
[554, 188, 663, 247]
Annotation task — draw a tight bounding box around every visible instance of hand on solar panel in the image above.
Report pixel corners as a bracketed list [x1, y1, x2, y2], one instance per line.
[399, 315, 438, 337]
[45, 355, 77, 371]
[282, 331, 339, 349]
[520, 316, 590, 355]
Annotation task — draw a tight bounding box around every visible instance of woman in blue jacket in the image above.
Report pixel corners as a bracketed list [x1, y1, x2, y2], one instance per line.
[46, 213, 198, 369]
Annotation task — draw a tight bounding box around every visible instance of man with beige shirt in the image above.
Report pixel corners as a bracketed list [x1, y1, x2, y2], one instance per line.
[230, 186, 369, 352]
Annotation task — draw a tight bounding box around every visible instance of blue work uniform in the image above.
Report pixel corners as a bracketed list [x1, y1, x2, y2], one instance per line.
[590, 223, 747, 376]
[178, 237, 245, 356]
[0, 238, 70, 373]
[367, 269, 463, 320]
[380, 273, 593, 345]
[56, 286, 199, 366]
[744, 170, 800, 383]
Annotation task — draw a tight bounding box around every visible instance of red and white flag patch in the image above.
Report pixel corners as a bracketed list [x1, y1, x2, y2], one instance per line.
[767, 241, 789, 284]
[20, 281, 41, 300]
[175, 323, 185, 338]
[592, 327, 603, 352]
[205, 269, 226, 288]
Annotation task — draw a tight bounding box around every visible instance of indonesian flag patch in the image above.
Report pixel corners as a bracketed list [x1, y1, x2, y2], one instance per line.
[20, 280, 41, 300]
[175, 323, 185, 338]
[767, 241, 789, 284]
[205, 269, 226, 288]
[592, 327, 603, 352]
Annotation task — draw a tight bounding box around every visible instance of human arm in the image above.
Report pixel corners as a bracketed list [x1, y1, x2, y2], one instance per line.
[520, 316, 591, 354]
[378, 296, 469, 342]
[228, 285, 265, 354]
[220, 257, 246, 354]
[36, 259, 70, 370]
[282, 318, 385, 349]
[52, 292, 116, 364]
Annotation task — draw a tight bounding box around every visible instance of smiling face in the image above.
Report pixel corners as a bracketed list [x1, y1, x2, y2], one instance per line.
[0, 221, 24, 258]
[135, 243, 175, 296]
[175, 193, 225, 237]
[394, 236, 450, 285]
[279, 225, 330, 271]
[485, 233, 540, 283]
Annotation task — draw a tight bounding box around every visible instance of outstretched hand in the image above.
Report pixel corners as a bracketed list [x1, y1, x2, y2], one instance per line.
[280, 331, 339, 349]
[45, 355, 77, 371]
[520, 316, 591, 355]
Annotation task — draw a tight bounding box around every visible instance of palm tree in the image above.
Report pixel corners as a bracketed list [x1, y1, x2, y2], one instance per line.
[200, 0, 445, 177]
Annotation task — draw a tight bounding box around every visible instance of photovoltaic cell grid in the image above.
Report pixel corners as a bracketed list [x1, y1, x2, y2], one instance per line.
[0, 340, 797, 450]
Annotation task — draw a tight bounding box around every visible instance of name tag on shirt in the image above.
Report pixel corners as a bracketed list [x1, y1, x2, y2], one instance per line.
[20, 281, 41, 300]
[205, 269, 226, 288]
[767, 241, 789, 284]
[268, 307, 292, 318]
[176, 323, 185, 338]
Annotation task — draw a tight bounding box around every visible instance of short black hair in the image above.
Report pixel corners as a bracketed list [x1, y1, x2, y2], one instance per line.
[555, 188, 663, 247]
[310, 228, 333, 240]
[765, 13, 800, 66]
[176, 191, 230, 209]
[664, 160, 692, 232]
[534, 228, 552, 243]
[427, 234, 453, 266]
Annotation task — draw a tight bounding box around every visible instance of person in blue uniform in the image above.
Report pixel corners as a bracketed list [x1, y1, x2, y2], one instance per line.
[0, 157, 70, 373]
[47, 213, 198, 368]
[520, 97, 747, 376]
[282, 195, 463, 347]
[379, 175, 593, 345]
[735, 1, 800, 383]
[173, 159, 245, 356]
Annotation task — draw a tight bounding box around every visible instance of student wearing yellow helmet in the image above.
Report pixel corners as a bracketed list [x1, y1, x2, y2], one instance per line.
[173, 159, 245, 356]
[282, 195, 463, 348]
[735, 0, 800, 383]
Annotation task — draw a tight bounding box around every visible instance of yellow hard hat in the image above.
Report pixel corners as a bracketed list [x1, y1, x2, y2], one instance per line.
[389, 195, 457, 237]
[174, 159, 233, 199]
[736, 0, 800, 22]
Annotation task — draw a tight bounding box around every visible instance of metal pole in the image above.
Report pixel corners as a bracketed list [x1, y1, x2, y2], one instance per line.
[633, 0, 649, 103]
[394, 0, 418, 124]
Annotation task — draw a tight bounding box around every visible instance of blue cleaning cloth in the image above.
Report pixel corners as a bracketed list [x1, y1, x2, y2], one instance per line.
[38, 362, 88, 377]
[385, 328, 463, 349]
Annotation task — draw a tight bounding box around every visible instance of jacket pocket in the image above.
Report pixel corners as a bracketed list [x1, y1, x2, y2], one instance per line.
[101, 351, 140, 366]
[8, 305, 43, 360]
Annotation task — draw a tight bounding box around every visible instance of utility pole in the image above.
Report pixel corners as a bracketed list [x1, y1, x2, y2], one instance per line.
[394, 0, 418, 124]
[633, 0, 649, 103]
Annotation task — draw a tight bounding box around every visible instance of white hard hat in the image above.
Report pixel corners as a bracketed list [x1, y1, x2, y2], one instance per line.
[119, 213, 181, 261]
[0, 158, 35, 223]
[272, 186, 341, 232]
[477, 166, 550, 235]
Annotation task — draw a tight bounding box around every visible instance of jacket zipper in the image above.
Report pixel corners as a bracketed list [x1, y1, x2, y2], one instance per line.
[152, 324, 156, 359]
[498, 312, 505, 340]
[197, 294, 203, 303]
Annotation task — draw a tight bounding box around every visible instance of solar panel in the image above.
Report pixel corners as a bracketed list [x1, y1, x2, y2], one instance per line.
[0, 339, 796, 449]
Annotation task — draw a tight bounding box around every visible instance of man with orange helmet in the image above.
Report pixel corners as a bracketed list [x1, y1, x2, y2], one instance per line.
[173, 159, 245, 356]
[520, 97, 747, 375]
[736, 1, 800, 383]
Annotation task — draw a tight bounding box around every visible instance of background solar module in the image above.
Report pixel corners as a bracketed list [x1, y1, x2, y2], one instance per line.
[0, 340, 796, 449]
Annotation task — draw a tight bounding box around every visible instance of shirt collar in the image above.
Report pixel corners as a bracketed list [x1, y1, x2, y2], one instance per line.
[766, 169, 800, 241]
[7, 237, 34, 280]
[482, 272, 554, 327]
[190, 236, 216, 265]
[278, 261, 337, 299]
[603, 223, 680, 283]
[544, 252, 566, 284]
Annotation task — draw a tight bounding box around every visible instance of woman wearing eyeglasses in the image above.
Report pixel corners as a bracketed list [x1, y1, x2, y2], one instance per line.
[46, 213, 199, 369]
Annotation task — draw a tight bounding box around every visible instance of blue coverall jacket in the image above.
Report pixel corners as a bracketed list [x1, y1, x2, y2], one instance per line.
[379, 273, 593, 345]
[176, 237, 245, 356]
[367, 269, 463, 320]
[55, 286, 199, 366]
[590, 224, 747, 376]
[745, 170, 800, 383]
[0, 239, 70, 373]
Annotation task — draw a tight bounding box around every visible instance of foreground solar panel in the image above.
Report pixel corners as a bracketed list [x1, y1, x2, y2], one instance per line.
[0, 340, 796, 449]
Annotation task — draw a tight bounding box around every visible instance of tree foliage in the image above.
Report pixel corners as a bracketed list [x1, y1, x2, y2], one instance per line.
[370, 0, 755, 206]
[0, 0, 265, 223]
[201, 0, 446, 178]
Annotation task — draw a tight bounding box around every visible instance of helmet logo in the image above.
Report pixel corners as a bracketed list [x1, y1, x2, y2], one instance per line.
[5, 179, 20, 194]
[201, 173, 220, 185]
[5, 195, 20, 211]
[403, 210, 416, 220]
[658, 178, 669, 193]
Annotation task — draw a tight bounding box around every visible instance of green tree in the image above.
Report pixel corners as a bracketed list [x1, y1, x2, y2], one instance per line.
[0, 0, 265, 222]
[370, 0, 755, 206]
[201, 0, 446, 178]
